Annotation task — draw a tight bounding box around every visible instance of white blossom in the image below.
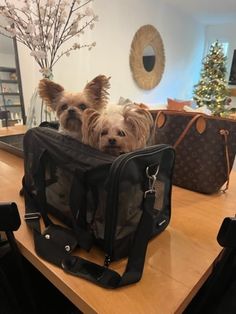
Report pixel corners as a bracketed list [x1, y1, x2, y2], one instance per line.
[26, 23, 35, 34]
[0, 0, 98, 75]
[73, 43, 80, 49]
[85, 7, 94, 16]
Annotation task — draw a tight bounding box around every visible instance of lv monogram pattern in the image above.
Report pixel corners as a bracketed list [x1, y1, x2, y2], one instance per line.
[154, 112, 236, 194]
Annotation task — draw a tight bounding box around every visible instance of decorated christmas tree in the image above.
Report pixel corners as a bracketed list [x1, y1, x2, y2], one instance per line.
[193, 40, 230, 116]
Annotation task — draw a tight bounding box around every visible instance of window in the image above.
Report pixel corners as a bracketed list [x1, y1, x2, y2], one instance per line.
[221, 42, 229, 57]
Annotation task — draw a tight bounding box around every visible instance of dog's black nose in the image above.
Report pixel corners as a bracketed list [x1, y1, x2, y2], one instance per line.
[108, 138, 116, 145]
[68, 108, 76, 115]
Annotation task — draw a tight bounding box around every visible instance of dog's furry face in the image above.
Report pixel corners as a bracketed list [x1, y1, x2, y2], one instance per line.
[38, 75, 110, 140]
[82, 104, 154, 156]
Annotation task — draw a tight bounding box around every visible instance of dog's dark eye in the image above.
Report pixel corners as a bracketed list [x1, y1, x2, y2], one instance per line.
[78, 103, 87, 111]
[118, 130, 126, 137]
[61, 104, 68, 111]
[101, 129, 108, 136]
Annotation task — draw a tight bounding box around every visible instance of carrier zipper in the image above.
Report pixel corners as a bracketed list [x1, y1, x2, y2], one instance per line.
[104, 144, 168, 260]
[104, 254, 111, 267]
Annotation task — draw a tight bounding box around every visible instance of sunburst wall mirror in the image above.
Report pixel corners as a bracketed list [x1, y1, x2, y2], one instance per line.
[129, 24, 165, 90]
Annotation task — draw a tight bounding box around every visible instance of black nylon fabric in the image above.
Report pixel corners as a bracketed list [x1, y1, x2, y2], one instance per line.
[23, 127, 115, 174]
[23, 127, 115, 251]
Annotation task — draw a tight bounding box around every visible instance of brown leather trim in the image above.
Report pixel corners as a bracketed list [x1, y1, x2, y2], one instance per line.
[173, 114, 204, 149]
[155, 111, 166, 128]
[219, 129, 230, 192]
[196, 116, 206, 134]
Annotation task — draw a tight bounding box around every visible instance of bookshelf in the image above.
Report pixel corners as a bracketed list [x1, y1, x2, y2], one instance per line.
[0, 67, 25, 126]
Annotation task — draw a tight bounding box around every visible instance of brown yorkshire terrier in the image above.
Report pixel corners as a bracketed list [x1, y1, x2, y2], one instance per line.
[38, 75, 110, 140]
[82, 103, 154, 156]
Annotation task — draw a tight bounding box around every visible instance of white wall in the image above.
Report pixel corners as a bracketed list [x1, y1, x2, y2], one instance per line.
[16, 0, 205, 114]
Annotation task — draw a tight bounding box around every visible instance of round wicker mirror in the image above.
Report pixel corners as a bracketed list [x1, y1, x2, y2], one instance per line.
[129, 24, 165, 90]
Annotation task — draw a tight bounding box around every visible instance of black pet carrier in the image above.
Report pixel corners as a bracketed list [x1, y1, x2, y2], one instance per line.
[23, 127, 175, 288]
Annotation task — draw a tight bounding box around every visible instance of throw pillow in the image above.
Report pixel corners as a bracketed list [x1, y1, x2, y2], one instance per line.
[167, 98, 192, 111]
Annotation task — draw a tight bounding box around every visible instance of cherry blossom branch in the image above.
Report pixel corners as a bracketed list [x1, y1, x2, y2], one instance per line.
[0, 0, 98, 76]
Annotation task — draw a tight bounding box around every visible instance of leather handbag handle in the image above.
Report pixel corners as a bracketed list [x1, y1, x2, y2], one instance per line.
[219, 129, 230, 192]
[154, 111, 206, 148]
[172, 113, 206, 149]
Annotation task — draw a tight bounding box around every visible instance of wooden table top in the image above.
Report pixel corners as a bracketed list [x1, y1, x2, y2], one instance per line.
[0, 125, 27, 137]
[0, 139, 236, 313]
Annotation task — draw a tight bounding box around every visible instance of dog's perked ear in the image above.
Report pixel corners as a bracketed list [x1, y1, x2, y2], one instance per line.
[82, 108, 101, 147]
[83, 75, 111, 110]
[123, 105, 154, 148]
[134, 105, 155, 145]
[133, 105, 154, 130]
[38, 79, 64, 110]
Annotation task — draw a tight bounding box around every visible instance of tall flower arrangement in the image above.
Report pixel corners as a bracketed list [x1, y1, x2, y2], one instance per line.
[0, 0, 98, 78]
[0, 0, 98, 127]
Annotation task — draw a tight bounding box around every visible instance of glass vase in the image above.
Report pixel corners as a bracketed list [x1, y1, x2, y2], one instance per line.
[26, 71, 57, 128]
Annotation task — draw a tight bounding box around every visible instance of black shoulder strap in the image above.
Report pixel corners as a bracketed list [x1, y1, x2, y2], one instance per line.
[62, 192, 154, 288]
[24, 188, 155, 289]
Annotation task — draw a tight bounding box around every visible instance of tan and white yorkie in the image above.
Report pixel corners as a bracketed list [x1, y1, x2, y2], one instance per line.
[38, 75, 110, 140]
[82, 103, 154, 156]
